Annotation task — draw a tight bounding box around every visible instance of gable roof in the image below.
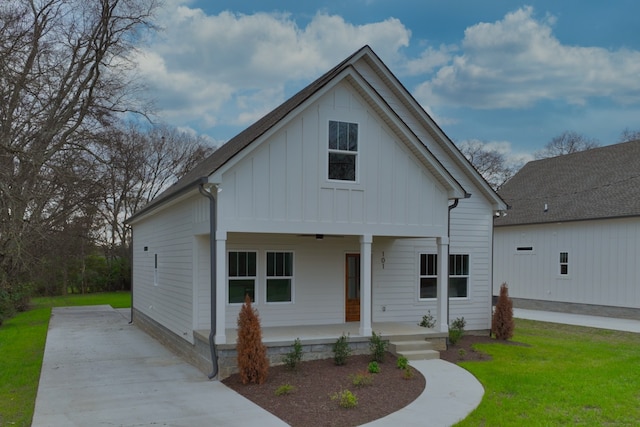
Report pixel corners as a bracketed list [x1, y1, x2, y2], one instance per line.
[495, 139, 640, 226]
[127, 46, 505, 224]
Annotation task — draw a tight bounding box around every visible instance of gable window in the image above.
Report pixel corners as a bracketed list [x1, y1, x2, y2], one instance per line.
[559, 252, 569, 275]
[228, 251, 256, 303]
[266, 251, 293, 303]
[328, 120, 358, 181]
[419, 254, 470, 299]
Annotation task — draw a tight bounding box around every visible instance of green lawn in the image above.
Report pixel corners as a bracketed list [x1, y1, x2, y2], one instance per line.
[455, 319, 640, 426]
[0, 292, 131, 427]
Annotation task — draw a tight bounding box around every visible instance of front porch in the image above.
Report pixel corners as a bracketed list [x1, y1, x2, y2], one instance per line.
[195, 322, 448, 379]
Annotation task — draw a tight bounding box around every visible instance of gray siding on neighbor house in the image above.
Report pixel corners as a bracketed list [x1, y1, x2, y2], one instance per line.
[494, 217, 640, 309]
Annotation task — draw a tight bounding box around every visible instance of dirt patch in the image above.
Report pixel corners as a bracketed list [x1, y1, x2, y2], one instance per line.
[439, 333, 529, 363]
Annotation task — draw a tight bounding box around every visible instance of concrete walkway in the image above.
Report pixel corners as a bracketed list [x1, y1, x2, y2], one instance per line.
[514, 308, 640, 333]
[33, 305, 483, 427]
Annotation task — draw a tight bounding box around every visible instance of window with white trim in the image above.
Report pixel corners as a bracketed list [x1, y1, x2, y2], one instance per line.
[228, 251, 256, 303]
[418, 254, 470, 299]
[559, 252, 569, 276]
[266, 251, 293, 303]
[328, 120, 358, 181]
[419, 254, 437, 299]
[449, 254, 470, 298]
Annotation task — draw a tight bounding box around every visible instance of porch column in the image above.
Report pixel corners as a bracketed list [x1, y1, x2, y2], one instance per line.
[360, 234, 373, 337]
[437, 236, 449, 333]
[215, 231, 227, 344]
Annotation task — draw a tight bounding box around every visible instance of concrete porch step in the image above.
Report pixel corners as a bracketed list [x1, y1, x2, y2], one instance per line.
[389, 339, 440, 361]
[398, 349, 441, 360]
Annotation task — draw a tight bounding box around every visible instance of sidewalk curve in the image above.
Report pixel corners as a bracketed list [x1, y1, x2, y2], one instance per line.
[33, 305, 483, 426]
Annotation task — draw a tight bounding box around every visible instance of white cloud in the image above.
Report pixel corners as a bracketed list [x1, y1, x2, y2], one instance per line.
[415, 6, 640, 109]
[133, 3, 411, 132]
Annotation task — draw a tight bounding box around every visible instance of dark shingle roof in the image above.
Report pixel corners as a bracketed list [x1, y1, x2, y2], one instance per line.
[495, 140, 640, 226]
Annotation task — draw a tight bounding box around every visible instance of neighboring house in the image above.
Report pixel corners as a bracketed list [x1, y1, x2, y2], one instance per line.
[126, 46, 506, 378]
[493, 140, 640, 318]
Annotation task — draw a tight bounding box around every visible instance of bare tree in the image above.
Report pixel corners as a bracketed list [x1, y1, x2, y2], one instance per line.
[0, 0, 158, 294]
[458, 140, 518, 190]
[619, 128, 640, 143]
[95, 122, 215, 262]
[535, 131, 600, 159]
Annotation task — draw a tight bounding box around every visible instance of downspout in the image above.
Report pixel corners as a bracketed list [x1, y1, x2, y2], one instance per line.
[446, 193, 470, 347]
[198, 182, 219, 379]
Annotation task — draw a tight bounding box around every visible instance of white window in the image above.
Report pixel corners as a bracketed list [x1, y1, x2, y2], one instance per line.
[449, 254, 470, 298]
[419, 254, 470, 299]
[328, 120, 358, 181]
[228, 251, 256, 303]
[559, 252, 569, 276]
[266, 252, 293, 303]
[419, 254, 437, 299]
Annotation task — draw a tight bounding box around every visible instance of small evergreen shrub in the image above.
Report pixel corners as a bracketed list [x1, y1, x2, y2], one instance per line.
[282, 338, 303, 370]
[367, 361, 380, 374]
[236, 294, 269, 384]
[418, 310, 436, 328]
[396, 356, 409, 370]
[333, 333, 352, 366]
[350, 371, 374, 387]
[492, 283, 515, 340]
[369, 331, 388, 363]
[449, 316, 466, 346]
[275, 384, 295, 396]
[402, 367, 414, 380]
[330, 389, 358, 408]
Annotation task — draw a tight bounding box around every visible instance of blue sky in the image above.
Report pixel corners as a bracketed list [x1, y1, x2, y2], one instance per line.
[136, 0, 640, 164]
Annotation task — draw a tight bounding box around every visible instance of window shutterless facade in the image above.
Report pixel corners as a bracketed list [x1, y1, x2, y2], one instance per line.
[228, 251, 257, 303]
[328, 120, 358, 181]
[266, 251, 293, 303]
[419, 253, 470, 299]
[559, 251, 569, 275]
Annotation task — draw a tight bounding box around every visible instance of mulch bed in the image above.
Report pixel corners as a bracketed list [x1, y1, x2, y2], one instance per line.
[224, 337, 524, 426]
[222, 353, 425, 427]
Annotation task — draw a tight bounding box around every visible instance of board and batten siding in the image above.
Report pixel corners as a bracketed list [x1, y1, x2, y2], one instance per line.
[354, 59, 497, 330]
[494, 218, 640, 309]
[132, 194, 208, 343]
[217, 81, 448, 239]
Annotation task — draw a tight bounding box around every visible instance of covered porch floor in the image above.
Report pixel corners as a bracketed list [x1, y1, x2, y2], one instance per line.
[196, 321, 447, 348]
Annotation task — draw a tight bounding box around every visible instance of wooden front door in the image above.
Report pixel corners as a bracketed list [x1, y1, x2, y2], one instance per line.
[345, 253, 360, 322]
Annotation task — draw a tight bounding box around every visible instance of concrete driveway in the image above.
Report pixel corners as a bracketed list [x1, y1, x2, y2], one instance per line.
[32, 305, 287, 427]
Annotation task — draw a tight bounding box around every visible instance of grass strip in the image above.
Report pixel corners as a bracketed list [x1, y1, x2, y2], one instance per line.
[455, 319, 640, 426]
[0, 292, 131, 427]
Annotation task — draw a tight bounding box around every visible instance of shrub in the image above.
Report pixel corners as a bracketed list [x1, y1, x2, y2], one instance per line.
[330, 389, 358, 408]
[396, 356, 409, 370]
[367, 361, 380, 374]
[333, 333, 352, 366]
[282, 338, 303, 370]
[402, 367, 414, 380]
[449, 316, 466, 346]
[418, 310, 436, 328]
[350, 371, 374, 387]
[236, 294, 269, 384]
[369, 331, 388, 363]
[492, 283, 515, 340]
[275, 384, 295, 396]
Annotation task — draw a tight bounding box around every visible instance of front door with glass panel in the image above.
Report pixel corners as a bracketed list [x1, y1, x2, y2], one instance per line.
[345, 253, 360, 322]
